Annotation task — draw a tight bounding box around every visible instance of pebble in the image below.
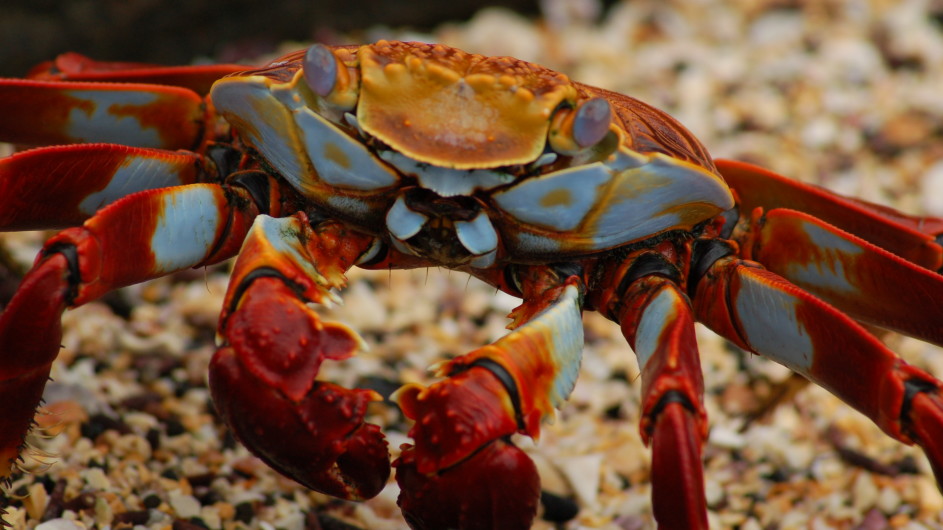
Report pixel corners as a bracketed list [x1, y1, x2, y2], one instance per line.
[35, 520, 86, 530]
[168, 491, 202, 519]
[557, 453, 603, 508]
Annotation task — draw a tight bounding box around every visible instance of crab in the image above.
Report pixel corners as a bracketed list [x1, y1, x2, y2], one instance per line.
[1, 40, 943, 529]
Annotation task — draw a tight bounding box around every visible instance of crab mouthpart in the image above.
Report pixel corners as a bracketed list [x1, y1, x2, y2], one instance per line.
[385, 192, 500, 266]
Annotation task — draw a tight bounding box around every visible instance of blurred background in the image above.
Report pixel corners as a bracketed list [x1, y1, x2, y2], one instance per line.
[0, 0, 622, 76]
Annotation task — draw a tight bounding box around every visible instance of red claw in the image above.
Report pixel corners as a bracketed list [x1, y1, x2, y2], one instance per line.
[393, 365, 540, 529]
[210, 277, 390, 500]
[393, 366, 519, 473]
[395, 439, 540, 530]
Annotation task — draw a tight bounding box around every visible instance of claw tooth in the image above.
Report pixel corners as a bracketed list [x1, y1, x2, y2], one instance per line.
[328, 287, 343, 305]
[427, 360, 449, 375]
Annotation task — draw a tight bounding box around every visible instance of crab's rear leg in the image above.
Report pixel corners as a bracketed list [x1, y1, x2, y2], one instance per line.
[209, 214, 391, 500]
[692, 248, 943, 489]
[717, 159, 943, 270]
[26, 52, 246, 95]
[738, 207, 943, 346]
[611, 267, 708, 530]
[392, 268, 585, 530]
[0, 181, 269, 480]
[0, 78, 208, 150]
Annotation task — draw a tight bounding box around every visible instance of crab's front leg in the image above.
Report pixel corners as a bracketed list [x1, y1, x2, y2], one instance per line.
[0, 181, 268, 481]
[606, 262, 709, 530]
[392, 267, 585, 530]
[209, 213, 390, 500]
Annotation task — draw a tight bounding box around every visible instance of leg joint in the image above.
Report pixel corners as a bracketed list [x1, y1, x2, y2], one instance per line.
[40, 242, 80, 306]
[469, 358, 525, 432]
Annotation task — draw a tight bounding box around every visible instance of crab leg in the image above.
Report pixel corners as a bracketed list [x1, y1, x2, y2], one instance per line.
[0, 79, 207, 149]
[393, 269, 585, 530]
[692, 252, 943, 489]
[617, 274, 708, 530]
[0, 144, 206, 230]
[27, 52, 246, 95]
[209, 214, 391, 500]
[716, 159, 943, 270]
[0, 182, 264, 480]
[738, 208, 943, 346]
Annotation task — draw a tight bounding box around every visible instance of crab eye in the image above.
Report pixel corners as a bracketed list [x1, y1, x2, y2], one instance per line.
[573, 98, 612, 148]
[548, 97, 613, 155]
[303, 43, 337, 97]
[301, 44, 358, 111]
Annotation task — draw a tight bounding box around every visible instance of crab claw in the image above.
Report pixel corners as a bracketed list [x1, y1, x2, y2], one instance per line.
[209, 215, 391, 500]
[395, 439, 540, 530]
[210, 276, 390, 499]
[393, 366, 520, 472]
[391, 364, 539, 529]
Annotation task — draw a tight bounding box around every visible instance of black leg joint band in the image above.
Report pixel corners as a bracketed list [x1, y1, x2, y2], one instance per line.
[616, 253, 681, 299]
[649, 389, 698, 422]
[901, 378, 939, 431]
[229, 170, 273, 216]
[470, 358, 525, 432]
[41, 242, 81, 306]
[688, 239, 735, 299]
[226, 266, 307, 316]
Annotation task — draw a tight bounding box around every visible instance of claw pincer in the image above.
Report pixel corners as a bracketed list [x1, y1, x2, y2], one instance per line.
[211, 214, 390, 499]
[391, 276, 584, 529]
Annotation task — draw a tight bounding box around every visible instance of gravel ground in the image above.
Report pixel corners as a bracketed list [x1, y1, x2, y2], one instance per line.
[3, 1, 943, 528]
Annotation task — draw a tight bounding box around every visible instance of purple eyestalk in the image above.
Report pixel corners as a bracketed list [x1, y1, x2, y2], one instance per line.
[304, 43, 337, 97]
[572, 98, 612, 148]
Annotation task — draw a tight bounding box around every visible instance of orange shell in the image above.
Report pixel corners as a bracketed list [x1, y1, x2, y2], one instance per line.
[355, 41, 576, 169]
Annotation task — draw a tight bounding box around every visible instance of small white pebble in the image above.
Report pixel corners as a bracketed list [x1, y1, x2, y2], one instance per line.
[200, 506, 223, 530]
[704, 478, 724, 507]
[557, 453, 603, 508]
[876, 485, 903, 514]
[93, 497, 113, 528]
[920, 160, 943, 216]
[852, 472, 879, 511]
[709, 426, 746, 449]
[83, 467, 111, 490]
[168, 490, 202, 519]
[35, 520, 86, 530]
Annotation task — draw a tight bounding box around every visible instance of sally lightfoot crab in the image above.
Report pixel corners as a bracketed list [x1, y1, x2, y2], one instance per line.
[2, 41, 943, 529]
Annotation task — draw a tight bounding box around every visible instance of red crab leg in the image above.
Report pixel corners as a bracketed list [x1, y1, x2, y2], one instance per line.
[617, 274, 708, 530]
[716, 159, 943, 270]
[210, 213, 390, 500]
[28, 52, 246, 96]
[393, 269, 585, 530]
[0, 182, 265, 481]
[692, 252, 943, 489]
[0, 79, 207, 150]
[0, 144, 205, 230]
[738, 208, 943, 346]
